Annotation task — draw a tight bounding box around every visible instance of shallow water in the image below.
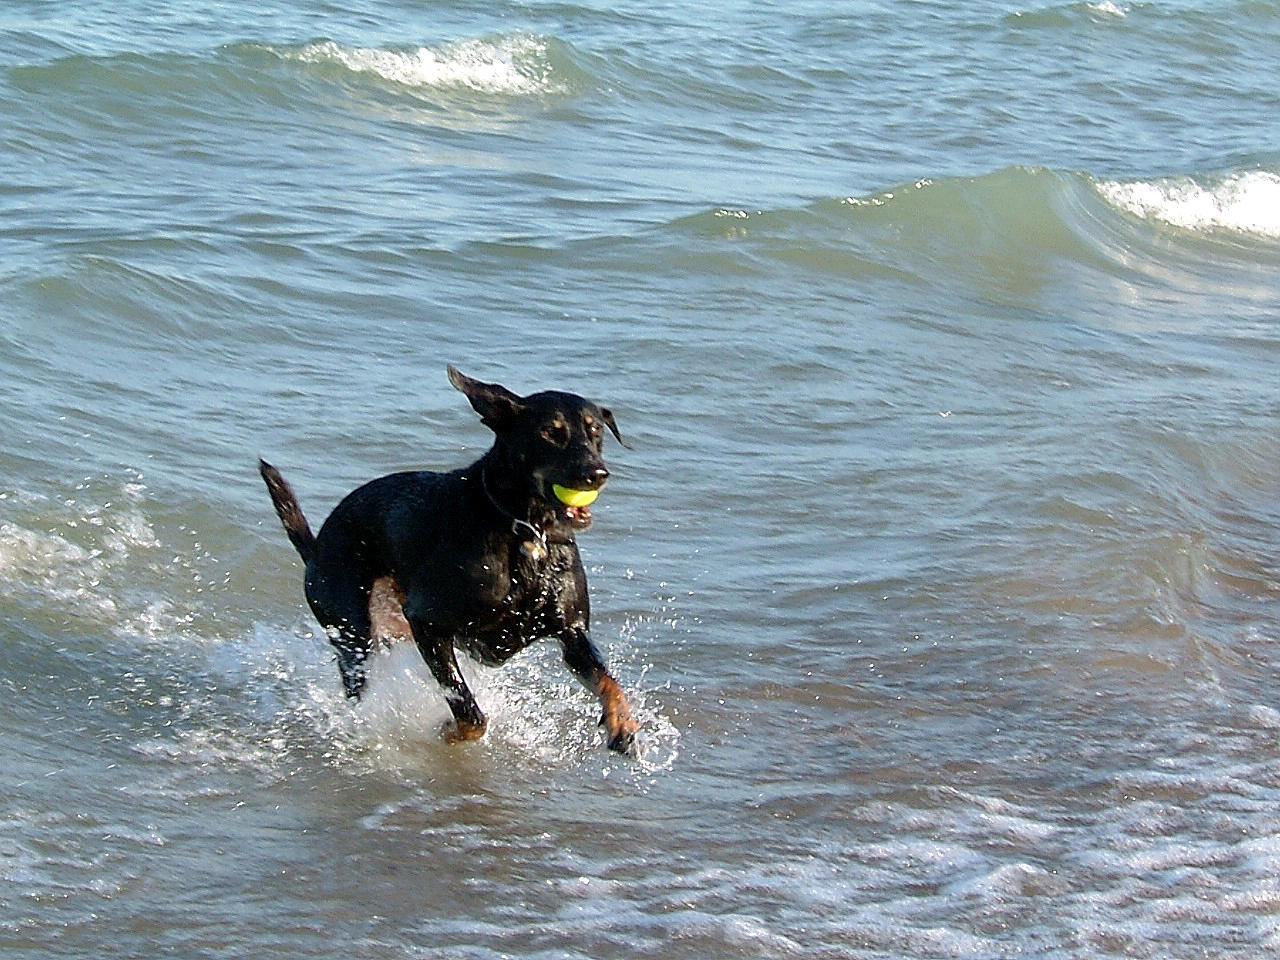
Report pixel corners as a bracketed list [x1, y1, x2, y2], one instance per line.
[3, 1, 1280, 956]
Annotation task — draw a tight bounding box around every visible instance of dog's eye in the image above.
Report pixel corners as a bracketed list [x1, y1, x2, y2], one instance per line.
[541, 423, 569, 447]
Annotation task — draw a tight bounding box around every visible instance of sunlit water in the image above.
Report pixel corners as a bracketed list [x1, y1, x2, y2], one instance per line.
[3, 1, 1280, 956]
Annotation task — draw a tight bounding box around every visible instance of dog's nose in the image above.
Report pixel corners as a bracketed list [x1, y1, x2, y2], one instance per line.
[587, 466, 610, 488]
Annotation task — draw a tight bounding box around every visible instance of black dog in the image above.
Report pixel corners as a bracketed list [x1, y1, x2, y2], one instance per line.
[259, 366, 638, 754]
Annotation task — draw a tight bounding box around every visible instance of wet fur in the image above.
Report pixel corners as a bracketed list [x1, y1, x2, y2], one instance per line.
[260, 366, 638, 754]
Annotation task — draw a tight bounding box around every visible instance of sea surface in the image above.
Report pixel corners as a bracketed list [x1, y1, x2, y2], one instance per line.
[3, 1, 1280, 956]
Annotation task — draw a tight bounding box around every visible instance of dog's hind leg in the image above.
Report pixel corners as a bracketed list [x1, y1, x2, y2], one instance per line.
[331, 630, 371, 699]
[305, 569, 375, 699]
[368, 576, 412, 645]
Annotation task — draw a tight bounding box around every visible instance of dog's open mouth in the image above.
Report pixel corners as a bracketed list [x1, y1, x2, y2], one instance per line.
[552, 483, 599, 530]
[561, 504, 593, 528]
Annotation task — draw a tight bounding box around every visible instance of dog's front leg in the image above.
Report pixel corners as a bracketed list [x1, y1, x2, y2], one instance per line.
[414, 632, 488, 742]
[560, 627, 638, 755]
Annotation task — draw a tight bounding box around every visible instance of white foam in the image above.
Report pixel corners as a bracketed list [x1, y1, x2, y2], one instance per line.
[0, 521, 95, 571]
[946, 861, 1062, 900]
[1098, 170, 1280, 239]
[292, 36, 556, 96]
[0, 482, 222, 652]
[0, 521, 118, 617]
[1248, 704, 1280, 730]
[1087, 1, 1129, 17]
[668, 912, 804, 953]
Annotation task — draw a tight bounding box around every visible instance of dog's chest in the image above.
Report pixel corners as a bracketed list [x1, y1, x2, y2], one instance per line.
[496, 543, 575, 613]
[459, 544, 580, 663]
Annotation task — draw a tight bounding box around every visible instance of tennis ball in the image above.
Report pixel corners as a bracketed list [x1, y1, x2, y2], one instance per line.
[552, 484, 599, 507]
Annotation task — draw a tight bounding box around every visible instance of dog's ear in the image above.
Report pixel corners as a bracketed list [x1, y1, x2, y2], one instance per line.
[448, 366, 524, 431]
[600, 407, 632, 449]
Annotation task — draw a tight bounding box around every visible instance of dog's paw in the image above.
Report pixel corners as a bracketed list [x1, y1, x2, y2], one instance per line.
[608, 728, 639, 757]
[442, 717, 488, 743]
[600, 713, 640, 757]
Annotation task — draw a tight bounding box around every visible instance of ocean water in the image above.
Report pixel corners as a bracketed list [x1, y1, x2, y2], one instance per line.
[3, 0, 1280, 956]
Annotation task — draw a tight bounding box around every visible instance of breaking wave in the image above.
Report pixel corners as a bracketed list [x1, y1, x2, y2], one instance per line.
[1097, 170, 1280, 239]
[282, 34, 579, 97]
[662, 163, 1280, 312]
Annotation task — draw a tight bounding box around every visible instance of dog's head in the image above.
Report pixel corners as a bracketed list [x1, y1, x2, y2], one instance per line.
[449, 366, 628, 531]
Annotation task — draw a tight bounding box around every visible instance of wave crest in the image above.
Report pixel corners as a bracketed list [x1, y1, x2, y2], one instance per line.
[287, 35, 567, 96]
[1096, 170, 1280, 239]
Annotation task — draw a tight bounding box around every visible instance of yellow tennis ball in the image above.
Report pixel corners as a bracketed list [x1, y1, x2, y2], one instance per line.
[552, 484, 599, 507]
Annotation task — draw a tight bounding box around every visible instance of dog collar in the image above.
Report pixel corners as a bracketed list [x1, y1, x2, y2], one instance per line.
[480, 465, 549, 562]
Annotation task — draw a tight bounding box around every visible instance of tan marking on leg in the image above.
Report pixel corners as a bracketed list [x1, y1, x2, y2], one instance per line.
[368, 575, 411, 647]
[596, 673, 638, 752]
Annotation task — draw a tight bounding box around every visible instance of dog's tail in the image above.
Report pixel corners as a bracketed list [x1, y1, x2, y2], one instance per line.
[258, 459, 316, 564]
